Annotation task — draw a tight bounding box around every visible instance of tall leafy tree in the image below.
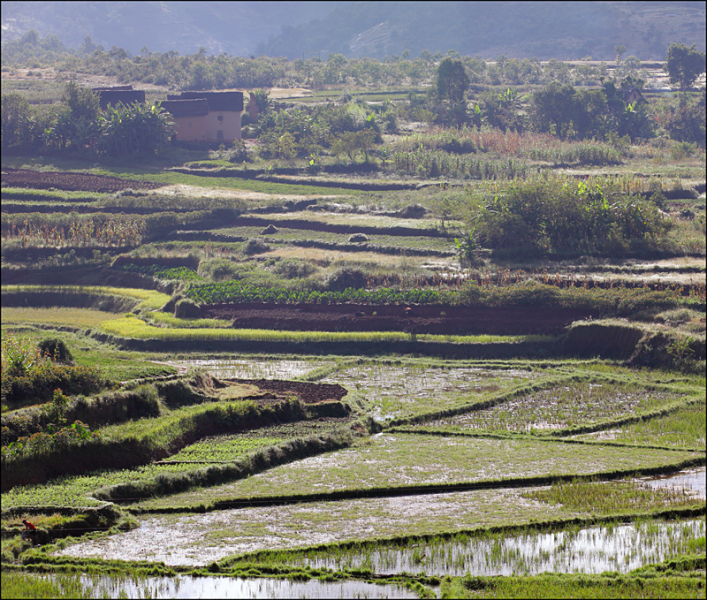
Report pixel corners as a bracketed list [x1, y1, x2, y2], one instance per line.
[436, 58, 469, 103]
[665, 43, 706, 90]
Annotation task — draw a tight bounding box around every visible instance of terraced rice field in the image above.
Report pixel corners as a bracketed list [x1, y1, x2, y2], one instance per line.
[409, 382, 688, 432]
[129, 433, 701, 510]
[321, 364, 538, 420]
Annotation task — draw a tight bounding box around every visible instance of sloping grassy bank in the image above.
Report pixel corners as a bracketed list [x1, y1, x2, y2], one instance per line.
[1, 395, 351, 491]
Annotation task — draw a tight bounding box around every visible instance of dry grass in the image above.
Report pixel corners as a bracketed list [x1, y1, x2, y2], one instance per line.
[263, 246, 456, 269]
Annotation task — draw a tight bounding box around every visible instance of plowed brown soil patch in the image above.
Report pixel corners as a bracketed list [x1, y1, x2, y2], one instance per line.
[2, 168, 161, 193]
[202, 303, 597, 335]
[230, 378, 348, 404]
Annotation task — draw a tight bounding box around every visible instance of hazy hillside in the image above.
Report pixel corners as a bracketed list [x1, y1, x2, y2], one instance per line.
[2, 1, 705, 61]
[260, 1, 706, 61]
[0, 1, 338, 56]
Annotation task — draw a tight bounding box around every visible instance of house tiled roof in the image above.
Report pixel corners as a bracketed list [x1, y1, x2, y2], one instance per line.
[167, 91, 244, 112]
[95, 89, 146, 109]
[92, 85, 134, 92]
[160, 98, 209, 118]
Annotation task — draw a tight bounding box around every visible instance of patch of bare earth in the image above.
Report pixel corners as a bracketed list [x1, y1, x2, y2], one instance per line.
[149, 184, 338, 202]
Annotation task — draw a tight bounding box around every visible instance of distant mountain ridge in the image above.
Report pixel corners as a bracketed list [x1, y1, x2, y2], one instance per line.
[259, 1, 706, 61]
[2, 1, 705, 61]
[1, 1, 338, 56]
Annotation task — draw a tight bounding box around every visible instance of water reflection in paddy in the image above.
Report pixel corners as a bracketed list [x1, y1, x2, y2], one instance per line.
[637, 467, 706, 499]
[165, 359, 330, 380]
[30, 573, 417, 599]
[298, 519, 705, 577]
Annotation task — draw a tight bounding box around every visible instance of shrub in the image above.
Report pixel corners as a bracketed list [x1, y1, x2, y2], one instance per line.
[271, 259, 318, 279]
[174, 299, 201, 319]
[243, 238, 271, 255]
[37, 339, 73, 364]
[327, 267, 368, 291]
[2, 362, 104, 407]
[198, 259, 246, 282]
[474, 178, 671, 253]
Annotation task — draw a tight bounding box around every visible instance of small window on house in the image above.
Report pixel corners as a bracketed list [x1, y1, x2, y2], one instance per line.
[217, 130, 224, 141]
[217, 115, 224, 122]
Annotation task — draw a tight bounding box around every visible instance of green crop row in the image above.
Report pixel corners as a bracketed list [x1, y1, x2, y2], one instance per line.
[186, 281, 450, 305]
[184, 279, 695, 312]
[115, 264, 202, 281]
[99, 314, 537, 344]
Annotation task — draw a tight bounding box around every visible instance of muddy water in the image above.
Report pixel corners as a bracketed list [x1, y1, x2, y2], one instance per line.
[322, 365, 536, 420]
[27, 573, 416, 599]
[55, 489, 582, 566]
[636, 467, 706, 499]
[299, 519, 705, 577]
[162, 359, 330, 380]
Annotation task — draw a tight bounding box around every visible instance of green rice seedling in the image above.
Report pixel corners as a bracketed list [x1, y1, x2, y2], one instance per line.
[99, 313, 537, 345]
[414, 382, 687, 434]
[572, 404, 706, 449]
[128, 433, 701, 510]
[441, 571, 707, 599]
[523, 478, 703, 513]
[322, 364, 538, 420]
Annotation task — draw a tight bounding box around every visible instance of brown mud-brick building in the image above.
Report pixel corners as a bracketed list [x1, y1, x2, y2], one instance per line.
[162, 91, 244, 143]
[92, 86, 146, 109]
[622, 87, 647, 106]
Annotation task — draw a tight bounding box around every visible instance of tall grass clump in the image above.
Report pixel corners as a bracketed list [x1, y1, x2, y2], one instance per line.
[473, 177, 671, 254]
[392, 127, 622, 166]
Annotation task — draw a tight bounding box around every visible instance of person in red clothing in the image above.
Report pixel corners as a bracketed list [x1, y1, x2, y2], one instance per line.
[21, 519, 36, 542]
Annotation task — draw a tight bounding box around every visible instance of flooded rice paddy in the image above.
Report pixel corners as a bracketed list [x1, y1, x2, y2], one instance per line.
[128, 434, 698, 511]
[321, 365, 537, 420]
[414, 383, 683, 432]
[23, 573, 416, 599]
[295, 518, 706, 577]
[162, 358, 331, 379]
[57, 489, 586, 565]
[636, 467, 706, 499]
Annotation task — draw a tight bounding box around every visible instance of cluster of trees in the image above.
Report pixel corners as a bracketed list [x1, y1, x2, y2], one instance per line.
[1, 82, 174, 156]
[429, 44, 705, 144]
[4, 30, 631, 91]
[253, 96, 393, 161]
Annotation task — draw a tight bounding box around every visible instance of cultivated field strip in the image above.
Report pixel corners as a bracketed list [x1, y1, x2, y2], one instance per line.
[127, 433, 702, 511]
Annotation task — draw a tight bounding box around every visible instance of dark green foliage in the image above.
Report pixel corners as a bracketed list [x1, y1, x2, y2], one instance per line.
[658, 94, 706, 147]
[155, 379, 209, 409]
[257, 101, 382, 159]
[530, 81, 653, 141]
[436, 58, 470, 103]
[116, 264, 201, 281]
[326, 267, 368, 291]
[562, 323, 645, 359]
[1, 93, 54, 153]
[665, 43, 707, 90]
[173, 298, 201, 319]
[1, 397, 348, 491]
[2, 362, 105, 408]
[474, 179, 671, 253]
[96, 102, 174, 157]
[1, 386, 161, 446]
[37, 339, 73, 364]
[242, 238, 271, 255]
